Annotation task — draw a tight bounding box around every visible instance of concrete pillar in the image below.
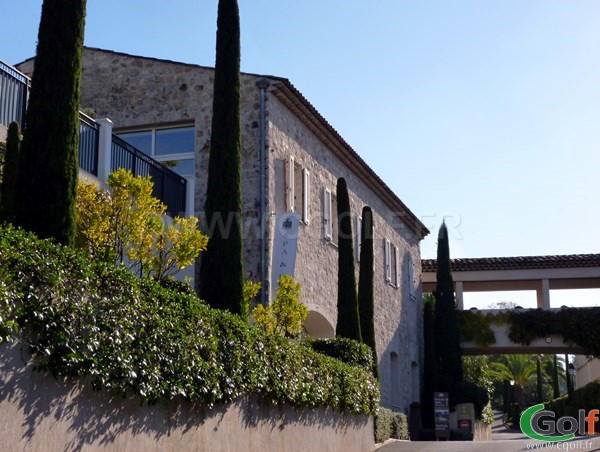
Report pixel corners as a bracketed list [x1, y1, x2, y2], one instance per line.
[455, 281, 464, 310]
[96, 117, 114, 182]
[185, 176, 195, 218]
[536, 279, 551, 310]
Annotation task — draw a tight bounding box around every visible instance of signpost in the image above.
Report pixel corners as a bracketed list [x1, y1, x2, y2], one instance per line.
[434, 392, 450, 440]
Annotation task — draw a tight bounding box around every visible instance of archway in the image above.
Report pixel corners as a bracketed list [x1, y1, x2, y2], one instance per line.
[304, 310, 335, 339]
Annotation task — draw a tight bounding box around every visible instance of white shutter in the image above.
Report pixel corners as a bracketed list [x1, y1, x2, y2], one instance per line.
[287, 155, 295, 212]
[384, 239, 391, 282]
[395, 246, 400, 287]
[356, 215, 362, 262]
[323, 188, 332, 241]
[303, 168, 310, 224]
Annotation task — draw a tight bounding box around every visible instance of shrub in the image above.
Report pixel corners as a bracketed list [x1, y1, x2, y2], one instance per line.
[308, 337, 373, 372]
[392, 411, 409, 440]
[546, 378, 600, 419]
[0, 225, 379, 414]
[252, 275, 307, 337]
[241, 280, 261, 319]
[76, 170, 207, 280]
[375, 407, 409, 442]
[455, 380, 490, 420]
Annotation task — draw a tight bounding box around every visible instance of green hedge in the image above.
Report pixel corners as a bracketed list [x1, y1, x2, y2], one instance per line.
[308, 337, 374, 372]
[375, 407, 409, 442]
[546, 379, 600, 419]
[0, 225, 379, 414]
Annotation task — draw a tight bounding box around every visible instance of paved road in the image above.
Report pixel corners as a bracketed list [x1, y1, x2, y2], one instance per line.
[378, 411, 600, 452]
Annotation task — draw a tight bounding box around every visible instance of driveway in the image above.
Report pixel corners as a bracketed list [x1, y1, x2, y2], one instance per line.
[377, 411, 600, 451]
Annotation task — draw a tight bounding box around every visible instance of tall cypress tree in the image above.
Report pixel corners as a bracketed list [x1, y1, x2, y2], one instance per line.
[335, 178, 361, 341]
[14, 0, 86, 245]
[0, 122, 21, 223]
[358, 206, 378, 379]
[199, 0, 244, 313]
[433, 222, 463, 397]
[422, 294, 437, 428]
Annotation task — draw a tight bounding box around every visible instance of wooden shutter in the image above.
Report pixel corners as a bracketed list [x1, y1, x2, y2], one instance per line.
[323, 188, 332, 241]
[384, 239, 391, 282]
[303, 168, 310, 224]
[287, 155, 294, 212]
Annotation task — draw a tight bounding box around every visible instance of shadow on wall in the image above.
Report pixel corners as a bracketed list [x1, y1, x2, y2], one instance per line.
[377, 249, 420, 413]
[0, 342, 370, 451]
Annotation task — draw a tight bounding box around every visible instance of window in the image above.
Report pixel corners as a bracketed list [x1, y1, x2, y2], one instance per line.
[323, 188, 338, 245]
[384, 239, 400, 288]
[117, 125, 195, 177]
[287, 156, 310, 224]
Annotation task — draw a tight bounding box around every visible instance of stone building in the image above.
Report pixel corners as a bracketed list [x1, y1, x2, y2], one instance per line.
[18, 47, 429, 411]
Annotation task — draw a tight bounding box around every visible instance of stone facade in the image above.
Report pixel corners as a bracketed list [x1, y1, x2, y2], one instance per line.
[18, 47, 429, 412]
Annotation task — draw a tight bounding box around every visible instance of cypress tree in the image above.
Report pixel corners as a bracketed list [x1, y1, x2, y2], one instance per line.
[14, 0, 86, 245]
[335, 178, 361, 341]
[433, 222, 463, 398]
[358, 206, 378, 379]
[199, 0, 244, 313]
[422, 295, 437, 428]
[552, 355, 560, 399]
[0, 122, 21, 223]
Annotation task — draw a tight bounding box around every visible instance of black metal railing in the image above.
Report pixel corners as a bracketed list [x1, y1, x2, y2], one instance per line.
[78, 112, 99, 176]
[1, 58, 186, 216]
[111, 135, 187, 217]
[0, 60, 29, 128]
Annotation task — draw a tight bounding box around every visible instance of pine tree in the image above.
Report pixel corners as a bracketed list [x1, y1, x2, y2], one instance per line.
[433, 222, 463, 398]
[14, 0, 86, 245]
[0, 122, 21, 223]
[335, 178, 361, 341]
[358, 206, 378, 379]
[199, 0, 244, 313]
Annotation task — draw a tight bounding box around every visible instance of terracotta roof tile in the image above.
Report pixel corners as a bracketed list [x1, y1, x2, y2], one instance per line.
[422, 254, 600, 273]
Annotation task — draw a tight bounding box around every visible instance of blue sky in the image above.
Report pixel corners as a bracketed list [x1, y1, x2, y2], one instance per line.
[2, 1, 600, 307]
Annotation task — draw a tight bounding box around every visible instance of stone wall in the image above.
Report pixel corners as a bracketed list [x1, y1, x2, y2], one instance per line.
[266, 93, 423, 412]
[20, 49, 266, 283]
[18, 48, 426, 414]
[0, 342, 374, 452]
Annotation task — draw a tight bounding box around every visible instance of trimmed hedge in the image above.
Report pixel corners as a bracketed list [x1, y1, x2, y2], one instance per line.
[0, 225, 379, 414]
[308, 337, 373, 372]
[375, 407, 409, 443]
[546, 379, 600, 419]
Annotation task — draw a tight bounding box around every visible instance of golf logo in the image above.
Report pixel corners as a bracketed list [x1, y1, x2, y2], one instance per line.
[521, 403, 599, 442]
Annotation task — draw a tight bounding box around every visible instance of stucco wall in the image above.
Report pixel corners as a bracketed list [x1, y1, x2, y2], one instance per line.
[0, 342, 374, 452]
[266, 94, 423, 411]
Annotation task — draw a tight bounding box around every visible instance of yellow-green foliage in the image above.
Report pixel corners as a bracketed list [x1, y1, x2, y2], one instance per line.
[76, 169, 207, 279]
[241, 280, 261, 318]
[253, 275, 308, 337]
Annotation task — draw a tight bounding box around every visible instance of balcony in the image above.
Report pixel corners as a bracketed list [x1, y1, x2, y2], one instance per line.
[0, 59, 187, 218]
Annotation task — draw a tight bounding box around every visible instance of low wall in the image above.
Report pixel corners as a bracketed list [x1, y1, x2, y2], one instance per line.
[0, 342, 374, 451]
